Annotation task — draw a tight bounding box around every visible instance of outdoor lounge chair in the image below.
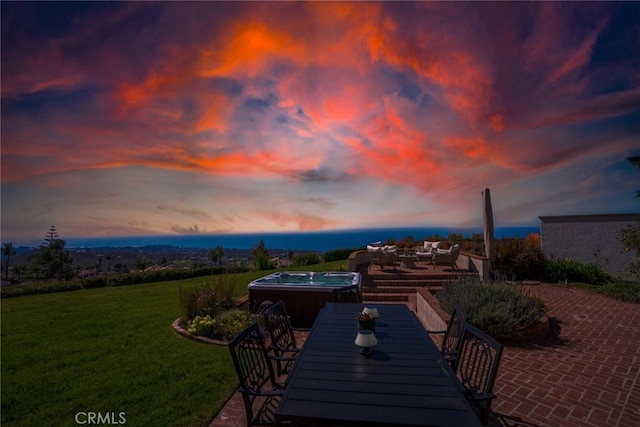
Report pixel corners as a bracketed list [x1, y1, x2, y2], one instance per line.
[368, 245, 399, 271]
[333, 284, 362, 303]
[433, 244, 460, 269]
[457, 323, 504, 425]
[228, 322, 285, 427]
[416, 241, 439, 263]
[425, 304, 468, 372]
[263, 301, 301, 375]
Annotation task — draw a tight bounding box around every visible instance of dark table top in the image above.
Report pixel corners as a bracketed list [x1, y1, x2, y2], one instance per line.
[275, 303, 482, 427]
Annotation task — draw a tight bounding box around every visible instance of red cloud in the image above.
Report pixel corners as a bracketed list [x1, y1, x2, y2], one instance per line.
[2, 1, 636, 216]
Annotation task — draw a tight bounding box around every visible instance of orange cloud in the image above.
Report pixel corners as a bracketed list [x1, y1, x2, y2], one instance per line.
[200, 21, 306, 78]
[443, 136, 491, 160]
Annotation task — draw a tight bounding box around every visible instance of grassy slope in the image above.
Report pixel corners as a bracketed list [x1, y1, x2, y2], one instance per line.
[1, 261, 347, 426]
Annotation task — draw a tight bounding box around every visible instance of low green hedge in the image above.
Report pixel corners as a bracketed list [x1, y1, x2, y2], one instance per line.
[545, 258, 612, 285]
[0, 265, 250, 298]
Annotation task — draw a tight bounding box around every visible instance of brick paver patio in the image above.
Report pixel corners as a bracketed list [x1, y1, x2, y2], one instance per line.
[209, 283, 640, 427]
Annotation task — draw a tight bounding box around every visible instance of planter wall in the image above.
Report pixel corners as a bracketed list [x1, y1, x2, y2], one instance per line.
[415, 288, 549, 344]
[416, 288, 448, 331]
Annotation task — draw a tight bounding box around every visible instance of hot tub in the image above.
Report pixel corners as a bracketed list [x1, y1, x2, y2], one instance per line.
[248, 271, 361, 328]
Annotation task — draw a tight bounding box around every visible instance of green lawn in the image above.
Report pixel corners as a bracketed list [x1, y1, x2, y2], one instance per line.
[1, 262, 347, 426]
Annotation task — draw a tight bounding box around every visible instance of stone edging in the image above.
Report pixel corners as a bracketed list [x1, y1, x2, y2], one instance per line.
[171, 318, 229, 346]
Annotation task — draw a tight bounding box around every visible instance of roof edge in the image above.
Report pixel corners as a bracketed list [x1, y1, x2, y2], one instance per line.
[538, 213, 640, 224]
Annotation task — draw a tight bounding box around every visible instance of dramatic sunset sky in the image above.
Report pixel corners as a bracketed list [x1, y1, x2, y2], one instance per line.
[2, 1, 639, 245]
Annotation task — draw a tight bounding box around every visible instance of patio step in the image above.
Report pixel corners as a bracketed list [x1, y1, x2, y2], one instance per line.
[356, 263, 478, 309]
[363, 292, 410, 302]
[365, 279, 454, 287]
[364, 286, 418, 294]
[366, 272, 475, 280]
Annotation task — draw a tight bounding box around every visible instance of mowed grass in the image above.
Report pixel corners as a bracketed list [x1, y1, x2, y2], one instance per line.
[1, 261, 348, 426]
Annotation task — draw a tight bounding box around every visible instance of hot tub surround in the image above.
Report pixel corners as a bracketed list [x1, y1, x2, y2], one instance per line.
[248, 271, 361, 328]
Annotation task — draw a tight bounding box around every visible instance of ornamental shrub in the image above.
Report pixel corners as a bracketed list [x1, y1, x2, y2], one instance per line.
[252, 250, 274, 271]
[545, 258, 612, 285]
[493, 234, 548, 281]
[187, 315, 219, 337]
[293, 253, 323, 266]
[179, 273, 236, 321]
[217, 309, 254, 340]
[437, 277, 546, 340]
[619, 222, 640, 281]
[186, 310, 253, 340]
[323, 248, 355, 262]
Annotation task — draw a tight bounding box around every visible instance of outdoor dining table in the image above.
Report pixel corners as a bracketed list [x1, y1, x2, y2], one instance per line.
[275, 302, 482, 427]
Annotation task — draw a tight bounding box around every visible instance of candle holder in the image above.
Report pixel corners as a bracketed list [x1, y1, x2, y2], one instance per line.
[354, 330, 377, 356]
[362, 306, 379, 319]
[356, 312, 376, 332]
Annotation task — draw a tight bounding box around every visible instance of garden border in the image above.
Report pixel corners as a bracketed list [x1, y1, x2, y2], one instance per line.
[171, 318, 229, 346]
[415, 288, 549, 344]
[171, 295, 250, 346]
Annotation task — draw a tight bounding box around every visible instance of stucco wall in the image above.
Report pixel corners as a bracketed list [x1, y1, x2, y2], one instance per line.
[539, 213, 640, 280]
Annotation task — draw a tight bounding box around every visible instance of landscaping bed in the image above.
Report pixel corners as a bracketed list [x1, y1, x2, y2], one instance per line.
[416, 280, 550, 344]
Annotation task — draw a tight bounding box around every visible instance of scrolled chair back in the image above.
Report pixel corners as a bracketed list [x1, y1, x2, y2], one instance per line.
[456, 323, 504, 424]
[333, 285, 362, 303]
[228, 322, 284, 426]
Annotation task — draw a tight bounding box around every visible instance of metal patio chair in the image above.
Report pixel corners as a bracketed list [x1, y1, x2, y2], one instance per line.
[425, 304, 468, 372]
[228, 322, 285, 427]
[263, 301, 301, 375]
[456, 323, 504, 425]
[333, 284, 362, 303]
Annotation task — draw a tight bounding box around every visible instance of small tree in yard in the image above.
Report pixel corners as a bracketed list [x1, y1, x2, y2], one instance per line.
[619, 222, 640, 281]
[33, 226, 74, 280]
[252, 240, 274, 271]
[12, 264, 27, 283]
[2, 242, 16, 280]
[207, 246, 224, 266]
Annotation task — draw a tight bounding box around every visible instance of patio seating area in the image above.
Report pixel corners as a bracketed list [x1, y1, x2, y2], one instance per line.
[211, 280, 640, 427]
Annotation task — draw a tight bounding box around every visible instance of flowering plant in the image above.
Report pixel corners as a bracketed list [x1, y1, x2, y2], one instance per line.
[356, 312, 375, 321]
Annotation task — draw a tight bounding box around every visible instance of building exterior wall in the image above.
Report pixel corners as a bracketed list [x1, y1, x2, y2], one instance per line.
[539, 214, 640, 280]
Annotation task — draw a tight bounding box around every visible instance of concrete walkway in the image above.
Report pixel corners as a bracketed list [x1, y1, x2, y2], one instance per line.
[210, 284, 640, 427]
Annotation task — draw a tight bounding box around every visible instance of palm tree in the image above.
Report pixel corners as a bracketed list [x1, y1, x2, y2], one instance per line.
[12, 264, 27, 284]
[105, 254, 112, 273]
[2, 243, 16, 280]
[207, 246, 224, 266]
